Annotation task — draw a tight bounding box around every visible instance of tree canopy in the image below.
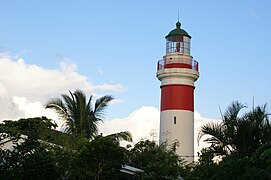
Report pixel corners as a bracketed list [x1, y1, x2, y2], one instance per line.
[198, 101, 271, 157]
[1, 98, 271, 179]
[128, 140, 187, 179]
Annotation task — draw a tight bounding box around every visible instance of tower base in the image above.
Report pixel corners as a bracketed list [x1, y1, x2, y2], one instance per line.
[159, 110, 194, 163]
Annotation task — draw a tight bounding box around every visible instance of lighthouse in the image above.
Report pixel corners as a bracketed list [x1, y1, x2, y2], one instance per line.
[156, 21, 199, 163]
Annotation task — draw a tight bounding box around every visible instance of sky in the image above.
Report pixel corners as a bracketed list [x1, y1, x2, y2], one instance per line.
[1, 0, 271, 153]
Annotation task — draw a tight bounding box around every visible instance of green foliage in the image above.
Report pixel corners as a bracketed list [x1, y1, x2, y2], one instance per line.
[0, 116, 80, 149]
[213, 156, 252, 179]
[71, 135, 127, 179]
[251, 143, 271, 177]
[187, 144, 271, 179]
[0, 117, 130, 179]
[129, 140, 187, 180]
[0, 117, 75, 179]
[198, 101, 271, 157]
[198, 147, 216, 165]
[191, 101, 271, 179]
[212, 152, 271, 180]
[0, 116, 57, 141]
[0, 138, 73, 179]
[185, 163, 218, 180]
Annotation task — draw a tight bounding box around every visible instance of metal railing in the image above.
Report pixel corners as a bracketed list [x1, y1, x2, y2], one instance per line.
[157, 57, 199, 71]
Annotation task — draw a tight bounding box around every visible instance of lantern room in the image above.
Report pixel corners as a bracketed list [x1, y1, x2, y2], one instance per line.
[165, 21, 191, 55]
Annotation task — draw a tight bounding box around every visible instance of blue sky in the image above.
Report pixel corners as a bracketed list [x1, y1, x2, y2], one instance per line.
[1, 0, 271, 122]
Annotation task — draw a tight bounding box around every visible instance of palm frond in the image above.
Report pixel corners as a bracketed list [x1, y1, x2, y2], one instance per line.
[86, 95, 93, 113]
[107, 131, 133, 142]
[94, 95, 114, 119]
[84, 112, 99, 139]
[223, 101, 246, 122]
[170, 139, 180, 152]
[73, 90, 87, 107]
[61, 93, 76, 118]
[198, 122, 224, 146]
[73, 90, 86, 134]
[45, 98, 68, 120]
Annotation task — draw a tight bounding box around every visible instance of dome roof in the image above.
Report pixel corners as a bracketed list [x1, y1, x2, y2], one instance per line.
[166, 21, 191, 39]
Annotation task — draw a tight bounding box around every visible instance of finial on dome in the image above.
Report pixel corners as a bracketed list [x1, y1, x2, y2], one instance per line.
[176, 21, 181, 29]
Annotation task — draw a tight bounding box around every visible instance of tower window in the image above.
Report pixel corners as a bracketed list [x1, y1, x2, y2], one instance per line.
[174, 116, 176, 124]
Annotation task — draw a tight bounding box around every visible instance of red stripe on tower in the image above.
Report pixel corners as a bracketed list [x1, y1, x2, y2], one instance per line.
[160, 84, 194, 111]
[164, 63, 192, 69]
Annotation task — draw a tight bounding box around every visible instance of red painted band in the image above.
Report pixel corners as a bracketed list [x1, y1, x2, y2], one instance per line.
[160, 84, 194, 111]
[164, 63, 192, 69]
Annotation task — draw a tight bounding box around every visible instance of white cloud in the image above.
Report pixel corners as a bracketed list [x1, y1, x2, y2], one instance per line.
[14, 49, 28, 59]
[98, 68, 104, 75]
[0, 56, 92, 101]
[12, 96, 64, 130]
[99, 106, 220, 159]
[0, 54, 126, 122]
[109, 99, 126, 105]
[94, 83, 127, 93]
[59, 60, 78, 73]
[249, 10, 260, 18]
[0, 83, 22, 121]
[99, 106, 160, 143]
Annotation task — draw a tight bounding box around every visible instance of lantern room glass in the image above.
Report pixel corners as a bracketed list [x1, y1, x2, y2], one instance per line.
[166, 35, 190, 55]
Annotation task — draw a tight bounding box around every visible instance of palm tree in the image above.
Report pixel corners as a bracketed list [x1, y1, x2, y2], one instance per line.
[235, 104, 271, 155]
[45, 89, 132, 142]
[198, 101, 271, 157]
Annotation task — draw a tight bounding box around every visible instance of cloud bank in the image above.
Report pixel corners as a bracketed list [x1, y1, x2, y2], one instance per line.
[99, 106, 160, 143]
[0, 54, 125, 122]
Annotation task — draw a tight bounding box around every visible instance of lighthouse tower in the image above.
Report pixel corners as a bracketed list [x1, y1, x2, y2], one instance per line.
[156, 21, 199, 163]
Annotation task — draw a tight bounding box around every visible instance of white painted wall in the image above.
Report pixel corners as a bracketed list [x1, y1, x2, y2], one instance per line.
[160, 110, 194, 163]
